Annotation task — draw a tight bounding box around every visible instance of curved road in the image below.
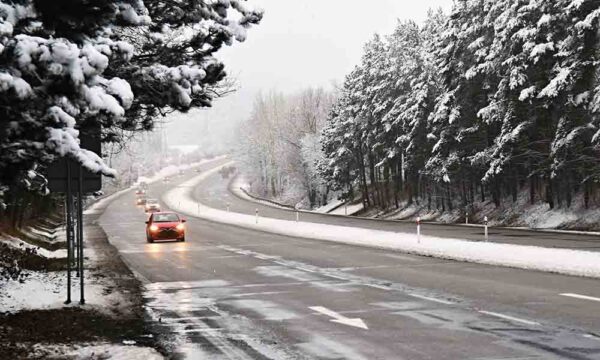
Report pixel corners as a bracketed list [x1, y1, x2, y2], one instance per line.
[197, 171, 600, 252]
[96, 158, 600, 359]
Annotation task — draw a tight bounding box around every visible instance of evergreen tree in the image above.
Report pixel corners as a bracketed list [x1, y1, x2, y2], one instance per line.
[0, 0, 262, 207]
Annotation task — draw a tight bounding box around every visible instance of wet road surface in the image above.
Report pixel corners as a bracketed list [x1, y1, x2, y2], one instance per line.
[96, 158, 600, 359]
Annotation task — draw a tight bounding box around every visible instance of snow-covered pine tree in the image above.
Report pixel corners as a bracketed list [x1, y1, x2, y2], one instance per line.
[426, 0, 503, 208]
[319, 69, 367, 204]
[0, 0, 262, 207]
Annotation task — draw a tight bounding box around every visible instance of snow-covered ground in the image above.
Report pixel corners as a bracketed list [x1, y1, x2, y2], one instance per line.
[0, 231, 130, 315]
[32, 343, 163, 360]
[164, 163, 600, 279]
[314, 199, 344, 213]
[0, 270, 123, 314]
[235, 174, 365, 216]
[328, 202, 364, 216]
[380, 191, 600, 232]
[0, 234, 67, 259]
[230, 175, 293, 210]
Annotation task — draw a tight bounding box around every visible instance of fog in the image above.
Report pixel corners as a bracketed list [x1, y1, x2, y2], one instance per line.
[166, 0, 454, 150]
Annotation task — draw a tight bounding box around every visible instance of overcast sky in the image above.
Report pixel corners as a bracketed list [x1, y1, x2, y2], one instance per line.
[167, 0, 454, 146]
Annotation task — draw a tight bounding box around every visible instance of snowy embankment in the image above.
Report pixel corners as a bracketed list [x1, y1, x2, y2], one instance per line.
[232, 173, 365, 215]
[0, 270, 119, 314]
[230, 175, 294, 210]
[0, 234, 67, 259]
[164, 162, 600, 279]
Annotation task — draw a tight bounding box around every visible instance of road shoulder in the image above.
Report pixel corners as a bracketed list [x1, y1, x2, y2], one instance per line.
[0, 212, 165, 359]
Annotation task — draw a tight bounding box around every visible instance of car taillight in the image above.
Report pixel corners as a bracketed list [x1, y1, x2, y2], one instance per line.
[176, 223, 185, 231]
[150, 225, 159, 232]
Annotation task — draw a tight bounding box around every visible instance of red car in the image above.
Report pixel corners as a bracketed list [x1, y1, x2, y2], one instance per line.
[145, 212, 186, 243]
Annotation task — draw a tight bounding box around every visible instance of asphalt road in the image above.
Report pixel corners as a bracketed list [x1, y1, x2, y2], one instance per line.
[96, 159, 600, 359]
[198, 172, 600, 252]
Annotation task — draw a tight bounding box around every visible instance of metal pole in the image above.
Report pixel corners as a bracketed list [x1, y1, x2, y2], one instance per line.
[227, 203, 230, 212]
[465, 213, 469, 225]
[296, 211, 299, 222]
[345, 203, 348, 216]
[74, 193, 79, 278]
[484, 216, 489, 242]
[255, 208, 259, 224]
[417, 216, 421, 244]
[65, 160, 72, 304]
[78, 165, 85, 304]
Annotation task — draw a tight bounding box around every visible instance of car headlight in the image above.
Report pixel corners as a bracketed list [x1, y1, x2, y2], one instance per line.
[176, 223, 185, 231]
[150, 225, 159, 232]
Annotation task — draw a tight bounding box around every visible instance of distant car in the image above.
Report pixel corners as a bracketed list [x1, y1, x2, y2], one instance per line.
[163, 176, 170, 183]
[144, 199, 161, 213]
[194, 168, 202, 173]
[136, 196, 147, 206]
[145, 212, 186, 243]
[135, 188, 146, 196]
[178, 169, 185, 176]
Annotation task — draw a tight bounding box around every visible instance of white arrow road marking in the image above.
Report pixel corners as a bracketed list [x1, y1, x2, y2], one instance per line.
[309, 306, 369, 330]
[561, 293, 600, 303]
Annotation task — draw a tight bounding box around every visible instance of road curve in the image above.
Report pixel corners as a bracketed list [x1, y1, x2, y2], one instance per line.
[96, 159, 600, 359]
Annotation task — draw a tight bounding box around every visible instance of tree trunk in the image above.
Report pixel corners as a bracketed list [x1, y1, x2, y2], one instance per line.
[480, 183, 486, 202]
[546, 178, 555, 209]
[529, 176, 535, 205]
[512, 168, 518, 203]
[368, 153, 378, 207]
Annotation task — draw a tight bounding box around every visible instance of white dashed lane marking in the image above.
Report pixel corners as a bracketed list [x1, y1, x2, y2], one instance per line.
[560, 293, 600, 303]
[478, 311, 540, 326]
[408, 293, 454, 305]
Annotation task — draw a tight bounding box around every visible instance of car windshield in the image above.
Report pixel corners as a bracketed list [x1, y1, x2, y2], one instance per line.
[153, 213, 179, 222]
[147, 199, 158, 204]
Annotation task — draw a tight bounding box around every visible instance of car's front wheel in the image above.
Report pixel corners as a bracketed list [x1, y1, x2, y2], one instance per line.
[147, 233, 154, 243]
[178, 236, 185, 242]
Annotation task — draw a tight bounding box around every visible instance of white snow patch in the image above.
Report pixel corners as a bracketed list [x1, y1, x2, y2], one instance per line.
[328, 202, 364, 216]
[0, 271, 120, 314]
[0, 234, 67, 258]
[315, 199, 344, 213]
[230, 175, 292, 210]
[54, 343, 163, 360]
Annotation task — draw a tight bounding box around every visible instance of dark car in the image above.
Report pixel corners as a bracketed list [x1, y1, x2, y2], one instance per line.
[136, 196, 147, 206]
[145, 212, 186, 243]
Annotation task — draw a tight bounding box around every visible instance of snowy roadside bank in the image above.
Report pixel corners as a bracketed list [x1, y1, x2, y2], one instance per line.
[164, 163, 600, 279]
[1, 208, 163, 358]
[230, 173, 364, 215]
[232, 171, 600, 237]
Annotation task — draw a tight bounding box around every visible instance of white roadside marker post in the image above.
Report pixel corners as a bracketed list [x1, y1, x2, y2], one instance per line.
[417, 216, 421, 244]
[255, 208, 259, 224]
[466, 213, 469, 225]
[227, 203, 230, 212]
[484, 216, 489, 242]
[296, 210, 299, 222]
[197, 203, 200, 216]
[345, 203, 348, 216]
